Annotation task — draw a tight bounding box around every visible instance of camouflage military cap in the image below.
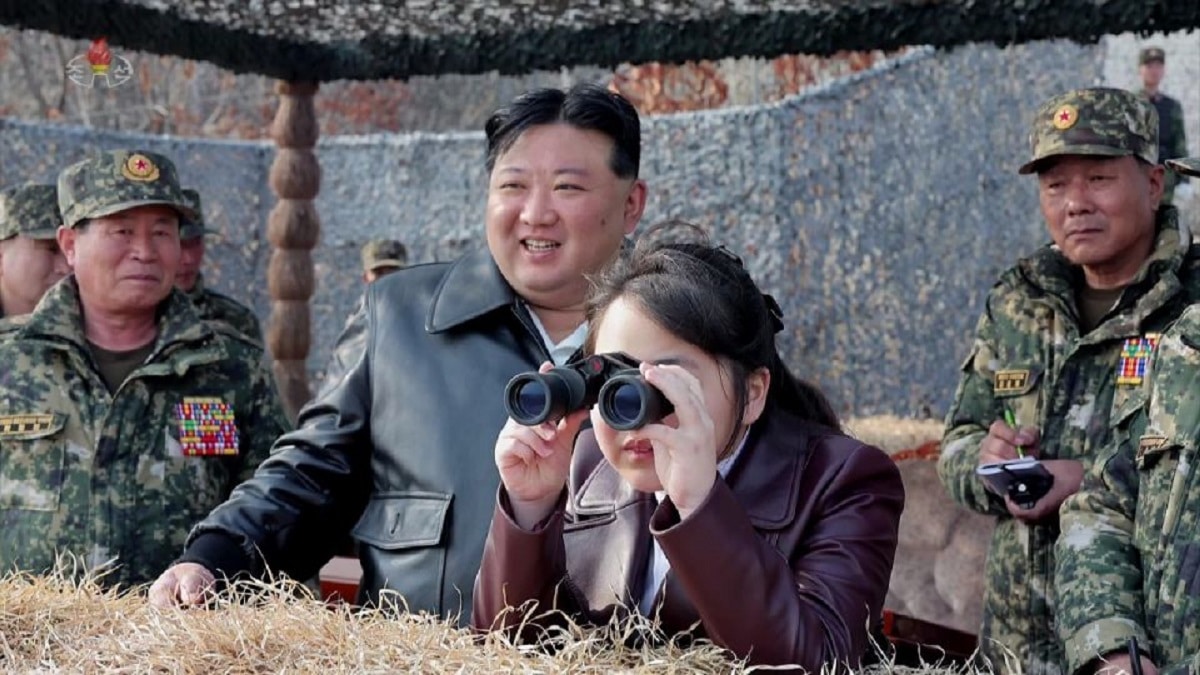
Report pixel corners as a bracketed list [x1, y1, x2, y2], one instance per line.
[361, 239, 408, 272]
[57, 150, 196, 229]
[1139, 46, 1166, 65]
[1018, 87, 1158, 174]
[0, 184, 59, 241]
[179, 188, 212, 240]
[1166, 157, 1200, 178]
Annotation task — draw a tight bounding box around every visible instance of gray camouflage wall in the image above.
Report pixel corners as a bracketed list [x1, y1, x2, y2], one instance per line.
[0, 39, 1106, 418]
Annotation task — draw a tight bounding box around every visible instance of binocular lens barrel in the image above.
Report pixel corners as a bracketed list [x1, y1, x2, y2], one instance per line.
[504, 373, 565, 425]
[598, 373, 672, 431]
[503, 356, 670, 430]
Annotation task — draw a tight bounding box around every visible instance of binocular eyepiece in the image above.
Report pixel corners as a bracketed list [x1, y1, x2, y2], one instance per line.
[504, 352, 673, 431]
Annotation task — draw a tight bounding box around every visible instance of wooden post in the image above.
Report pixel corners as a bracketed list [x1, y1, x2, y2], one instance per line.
[266, 80, 320, 421]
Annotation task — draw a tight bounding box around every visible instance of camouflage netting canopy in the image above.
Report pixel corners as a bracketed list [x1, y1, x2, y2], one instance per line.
[1, 0, 1198, 81]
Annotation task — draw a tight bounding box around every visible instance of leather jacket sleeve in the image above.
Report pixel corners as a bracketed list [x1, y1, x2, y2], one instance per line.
[653, 444, 904, 670]
[471, 487, 578, 636]
[182, 290, 376, 581]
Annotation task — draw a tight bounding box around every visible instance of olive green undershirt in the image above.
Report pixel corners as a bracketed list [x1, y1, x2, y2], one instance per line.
[88, 340, 156, 394]
[1076, 285, 1125, 333]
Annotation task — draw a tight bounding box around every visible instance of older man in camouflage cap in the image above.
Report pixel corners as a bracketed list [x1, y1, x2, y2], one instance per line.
[1055, 153, 1200, 675]
[0, 183, 69, 320]
[0, 149, 289, 588]
[940, 88, 1200, 675]
[360, 238, 407, 283]
[176, 188, 263, 343]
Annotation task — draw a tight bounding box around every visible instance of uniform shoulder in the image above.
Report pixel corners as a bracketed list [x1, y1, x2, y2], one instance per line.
[205, 319, 267, 355]
[198, 288, 258, 317]
[0, 314, 32, 344]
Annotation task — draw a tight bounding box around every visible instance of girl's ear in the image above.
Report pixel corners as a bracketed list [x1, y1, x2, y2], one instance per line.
[742, 366, 771, 426]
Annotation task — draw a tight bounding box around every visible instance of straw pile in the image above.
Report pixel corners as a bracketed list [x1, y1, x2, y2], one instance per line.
[0, 567, 977, 674]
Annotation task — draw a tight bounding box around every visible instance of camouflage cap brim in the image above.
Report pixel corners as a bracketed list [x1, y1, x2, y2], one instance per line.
[367, 258, 405, 271]
[1166, 157, 1200, 178]
[23, 224, 60, 240]
[1018, 145, 1135, 175]
[76, 198, 197, 228]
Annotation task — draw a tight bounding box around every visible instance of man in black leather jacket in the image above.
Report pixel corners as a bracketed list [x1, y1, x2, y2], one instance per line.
[149, 84, 648, 623]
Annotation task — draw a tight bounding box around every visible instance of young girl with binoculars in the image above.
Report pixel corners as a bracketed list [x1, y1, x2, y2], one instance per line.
[473, 235, 905, 671]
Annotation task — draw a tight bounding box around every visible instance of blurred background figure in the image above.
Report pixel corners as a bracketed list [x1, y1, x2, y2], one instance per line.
[360, 238, 407, 283]
[0, 183, 68, 319]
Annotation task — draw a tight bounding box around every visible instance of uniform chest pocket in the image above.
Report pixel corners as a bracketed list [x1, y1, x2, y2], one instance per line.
[992, 363, 1044, 426]
[0, 413, 68, 512]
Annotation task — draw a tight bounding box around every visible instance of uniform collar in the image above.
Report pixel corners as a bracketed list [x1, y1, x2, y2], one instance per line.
[1019, 205, 1188, 296]
[17, 275, 215, 358]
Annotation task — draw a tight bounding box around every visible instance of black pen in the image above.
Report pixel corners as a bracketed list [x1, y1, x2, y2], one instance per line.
[1127, 637, 1144, 675]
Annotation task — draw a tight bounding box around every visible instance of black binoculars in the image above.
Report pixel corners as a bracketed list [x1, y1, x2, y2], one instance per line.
[503, 352, 673, 431]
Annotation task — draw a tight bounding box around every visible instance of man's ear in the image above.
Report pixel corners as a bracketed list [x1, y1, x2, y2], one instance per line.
[1147, 163, 1165, 209]
[622, 179, 648, 235]
[57, 226, 78, 268]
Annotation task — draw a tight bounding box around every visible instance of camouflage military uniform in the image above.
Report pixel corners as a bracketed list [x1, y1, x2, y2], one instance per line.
[186, 274, 264, 344]
[361, 239, 407, 275]
[0, 149, 290, 588]
[1057, 157, 1200, 675]
[0, 183, 62, 319]
[940, 89, 1195, 675]
[0, 279, 288, 588]
[177, 189, 263, 344]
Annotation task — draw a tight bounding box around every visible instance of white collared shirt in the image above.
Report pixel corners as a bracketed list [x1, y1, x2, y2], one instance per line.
[524, 304, 587, 366]
[637, 431, 750, 616]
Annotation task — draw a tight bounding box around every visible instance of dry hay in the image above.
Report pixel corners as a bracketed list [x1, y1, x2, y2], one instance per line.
[0, 566, 982, 674]
[844, 416, 944, 457]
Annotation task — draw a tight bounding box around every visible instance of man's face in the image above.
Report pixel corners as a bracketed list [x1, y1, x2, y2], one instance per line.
[485, 122, 646, 311]
[0, 235, 69, 312]
[176, 236, 205, 292]
[59, 205, 181, 316]
[1140, 61, 1164, 89]
[1038, 155, 1163, 281]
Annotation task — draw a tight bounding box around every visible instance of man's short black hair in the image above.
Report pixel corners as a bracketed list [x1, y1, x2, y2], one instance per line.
[484, 83, 641, 179]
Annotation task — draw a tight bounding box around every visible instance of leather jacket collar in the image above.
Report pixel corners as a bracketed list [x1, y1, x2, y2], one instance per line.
[572, 409, 814, 528]
[426, 246, 516, 333]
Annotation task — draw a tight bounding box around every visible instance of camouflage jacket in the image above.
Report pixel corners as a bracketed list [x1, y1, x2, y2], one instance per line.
[1057, 305, 1200, 675]
[186, 274, 264, 345]
[939, 207, 1200, 674]
[0, 277, 289, 588]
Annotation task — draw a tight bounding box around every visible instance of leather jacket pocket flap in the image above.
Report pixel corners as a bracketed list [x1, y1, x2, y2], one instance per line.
[991, 364, 1043, 398]
[352, 492, 452, 550]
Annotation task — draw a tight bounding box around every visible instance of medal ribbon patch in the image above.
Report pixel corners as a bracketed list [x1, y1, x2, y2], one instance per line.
[1117, 334, 1160, 386]
[175, 397, 239, 456]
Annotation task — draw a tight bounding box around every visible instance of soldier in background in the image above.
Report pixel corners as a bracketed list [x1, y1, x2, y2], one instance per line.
[939, 89, 1200, 675]
[0, 150, 288, 588]
[1056, 156, 1200, 675]
[177, 188, 264, 343]
[0, 183, 69, 319]
[1139, 47, 1189, 205]
[360, 238, 407, 283]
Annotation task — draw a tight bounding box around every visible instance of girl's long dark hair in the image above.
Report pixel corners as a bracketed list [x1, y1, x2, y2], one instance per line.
[584, 222, 840, 450]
